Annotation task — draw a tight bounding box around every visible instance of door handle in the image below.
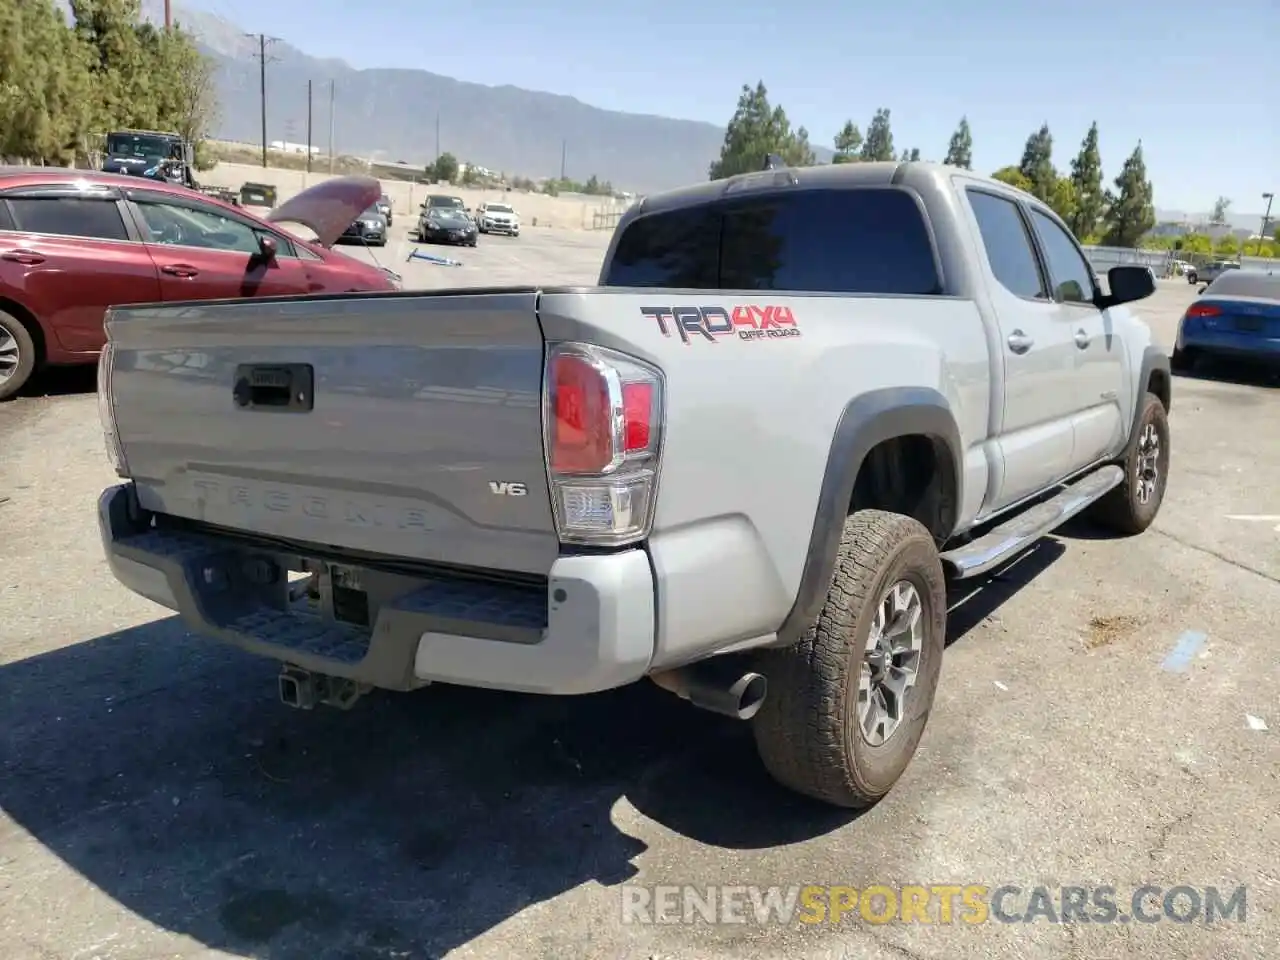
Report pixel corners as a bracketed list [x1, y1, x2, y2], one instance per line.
[161, 264, 198, 278]
[1075, 329, 1091, 349]
[1, 249, 45, 265]
[1006, 330, 1034, 354]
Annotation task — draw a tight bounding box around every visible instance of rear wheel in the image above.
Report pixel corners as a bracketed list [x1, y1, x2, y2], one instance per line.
[751, 510, 947, 808]
[0, 309, 37, 401]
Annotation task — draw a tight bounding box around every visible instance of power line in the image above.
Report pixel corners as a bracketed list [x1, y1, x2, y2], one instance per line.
[244, 33, 281, 168]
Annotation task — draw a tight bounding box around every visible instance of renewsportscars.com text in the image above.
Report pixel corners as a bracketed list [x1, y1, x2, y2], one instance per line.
[621, 883, 1248, 926]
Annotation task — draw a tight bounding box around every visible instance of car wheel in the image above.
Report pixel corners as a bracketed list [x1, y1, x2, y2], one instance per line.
[0, 308, 38, 402]
[1088, 391, 1170, 535]
[751, 510, 947, 808]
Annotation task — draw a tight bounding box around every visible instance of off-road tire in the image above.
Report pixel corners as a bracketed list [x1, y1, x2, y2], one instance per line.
[1089, 391, 1170, 535]
[0, 309, 37, 401]
[751, 510, 947, 808]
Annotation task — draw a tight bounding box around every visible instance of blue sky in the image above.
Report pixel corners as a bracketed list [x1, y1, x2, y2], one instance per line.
[190, 0, 1277, 214]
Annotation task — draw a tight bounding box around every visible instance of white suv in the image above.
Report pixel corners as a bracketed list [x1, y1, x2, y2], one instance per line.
[476, 202, 520, 236]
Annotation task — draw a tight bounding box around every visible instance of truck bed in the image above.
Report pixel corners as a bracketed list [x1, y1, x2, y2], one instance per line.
[104, 287, 561, 576]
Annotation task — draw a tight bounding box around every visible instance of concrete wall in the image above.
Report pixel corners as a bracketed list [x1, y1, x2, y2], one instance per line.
[199, 161, 632, 231]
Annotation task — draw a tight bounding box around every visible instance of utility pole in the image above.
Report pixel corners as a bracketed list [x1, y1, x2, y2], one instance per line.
[435, 112, 440, 165]
[560, 139, 566, 181]
[328, 79, 336, 175]
[245, 33, 280, 168]
[306, 80, 313, 173]
[1261, 192, 1275, 250]
[163, 0, 171, 30]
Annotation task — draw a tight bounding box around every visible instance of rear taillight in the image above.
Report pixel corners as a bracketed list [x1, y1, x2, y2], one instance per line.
[96, 342, 128, 477]
[1186, 303, 1221, 319]
[543, 342, 663, 546]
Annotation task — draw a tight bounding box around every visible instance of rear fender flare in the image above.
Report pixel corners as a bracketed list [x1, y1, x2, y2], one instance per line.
[775, 387, 963, 647]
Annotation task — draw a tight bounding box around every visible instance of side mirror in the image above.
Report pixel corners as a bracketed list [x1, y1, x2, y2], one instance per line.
[1101, 265, 1155, 307]
[256, 234, 278, 261]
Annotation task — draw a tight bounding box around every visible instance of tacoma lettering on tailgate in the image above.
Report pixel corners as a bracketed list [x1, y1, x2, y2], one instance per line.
[190, 479, 438, 532]
[640, 305, 801, 344]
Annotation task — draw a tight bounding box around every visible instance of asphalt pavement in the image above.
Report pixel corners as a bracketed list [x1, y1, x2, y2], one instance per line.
[0, 231, 1276, 960]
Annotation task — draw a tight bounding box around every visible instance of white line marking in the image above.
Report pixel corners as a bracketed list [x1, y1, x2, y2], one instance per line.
[1245, 714, 1268, 732]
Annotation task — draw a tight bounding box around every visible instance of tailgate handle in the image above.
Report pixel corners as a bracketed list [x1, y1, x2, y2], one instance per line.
[233, 364, 314, 412]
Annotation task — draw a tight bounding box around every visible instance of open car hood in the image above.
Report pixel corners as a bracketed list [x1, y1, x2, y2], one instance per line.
[265, 175, 383, 248]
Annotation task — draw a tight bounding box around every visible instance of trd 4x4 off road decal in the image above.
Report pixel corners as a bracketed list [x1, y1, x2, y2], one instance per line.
[640, 305, 801, 344]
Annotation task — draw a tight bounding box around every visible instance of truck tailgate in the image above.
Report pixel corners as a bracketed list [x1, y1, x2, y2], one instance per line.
[104, 289, 560, 576]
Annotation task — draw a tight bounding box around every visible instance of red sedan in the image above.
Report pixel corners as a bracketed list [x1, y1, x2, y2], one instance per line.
[0, 168, 400, 399]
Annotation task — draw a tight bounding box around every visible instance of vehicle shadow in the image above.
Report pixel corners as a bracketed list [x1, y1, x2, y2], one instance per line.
[943, 537, 1066, 646]
[10, 364, 96, 399]
[1172, 357, 1280, 389]
[0, 547, 1057, 958]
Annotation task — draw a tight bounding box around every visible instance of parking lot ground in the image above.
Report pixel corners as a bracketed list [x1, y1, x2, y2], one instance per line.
[0, 260, 1276, 959]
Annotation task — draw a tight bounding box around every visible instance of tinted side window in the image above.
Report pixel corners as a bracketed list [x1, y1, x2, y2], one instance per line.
[720, 189, 941, 295]
[605, 206, 718, 287]
[966, 190, 1045, 299]
[1030, 208, 1095, 304]
[6, 197, 129, 242]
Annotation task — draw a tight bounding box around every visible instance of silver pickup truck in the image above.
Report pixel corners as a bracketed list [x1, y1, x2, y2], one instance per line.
[96, 161, 1170, 808]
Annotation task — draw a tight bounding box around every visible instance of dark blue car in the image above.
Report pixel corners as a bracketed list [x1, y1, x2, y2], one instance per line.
[1173, 270, 1280, 369]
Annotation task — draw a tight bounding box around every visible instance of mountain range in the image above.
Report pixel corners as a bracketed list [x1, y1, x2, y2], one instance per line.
[73, 0, 1270, 222]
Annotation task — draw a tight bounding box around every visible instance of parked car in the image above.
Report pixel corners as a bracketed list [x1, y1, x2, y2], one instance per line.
[1173, 269, 1280, 370]
[0, 169, 400, 400]
[375, 194, 393, 225]
[416, 205, 477, 245]
[95, 161, 1169, 808]
[1185, 259, 1239, 285]
[339, 206, 388, 246]
[238, 182, 278, 209]
[421, 194, 466, 214]
[475, 201, 520, 236]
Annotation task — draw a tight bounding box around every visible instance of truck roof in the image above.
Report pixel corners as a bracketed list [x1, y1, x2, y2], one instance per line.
[632, 160, 1028, 218]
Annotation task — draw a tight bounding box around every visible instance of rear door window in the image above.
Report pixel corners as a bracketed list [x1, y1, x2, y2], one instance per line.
[604, 187, 940, 294]
[5, 196, 130, 242]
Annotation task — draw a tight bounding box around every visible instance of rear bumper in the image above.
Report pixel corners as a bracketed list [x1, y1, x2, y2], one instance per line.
[1178, 326, 1280, 359]
[98, 483, 656, 696]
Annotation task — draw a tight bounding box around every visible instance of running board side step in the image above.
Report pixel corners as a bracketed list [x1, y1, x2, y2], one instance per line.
[940, 465, 1124, 580]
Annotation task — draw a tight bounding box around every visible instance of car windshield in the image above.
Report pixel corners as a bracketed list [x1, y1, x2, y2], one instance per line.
[429, 197, 464, 208]
[1204, 271, 1280, 299]
[107, 133, 176, 158]
[361, 206, 381, 217]
[487, 204, 513, 214]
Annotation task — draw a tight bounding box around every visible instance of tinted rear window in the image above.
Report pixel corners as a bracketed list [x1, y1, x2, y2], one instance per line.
[604, 187, 940, 295]
[1204, 271, 1280, 299]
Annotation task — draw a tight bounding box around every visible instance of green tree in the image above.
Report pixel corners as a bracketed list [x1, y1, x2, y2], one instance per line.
[859, 108, 895, 161]
[898, 147, 921, 161]
[832, 120, 863, 164]
[1101, 142, 1156, 247]
[1209, 196, 1231, 225]
[429, 152, 459, 183]
[1018, 123, 1056, 203]
[460, 164, 479, 186]
[1049, 175, 1077, 227]
[1066, 122, 1105, 241]
[943, 117, 972, 169]
[992, 166, 1033, 192]
[150, 26, 219, 148]
[0, 0, 94, 162]
[709, 81, 815, 179]
[71, 0, 156, 132]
